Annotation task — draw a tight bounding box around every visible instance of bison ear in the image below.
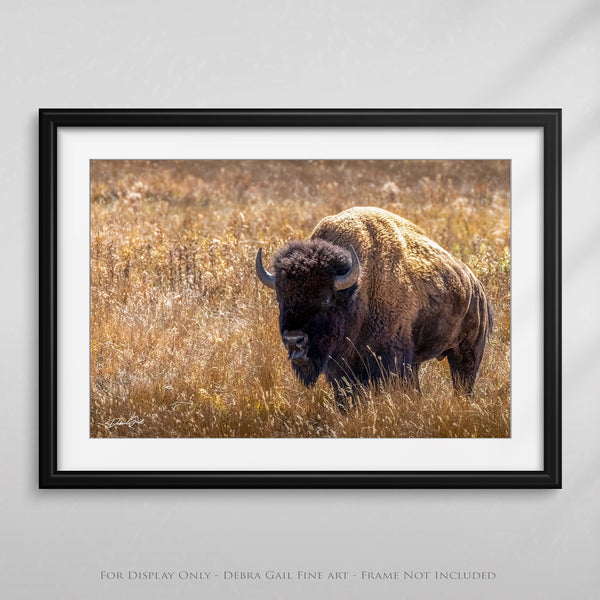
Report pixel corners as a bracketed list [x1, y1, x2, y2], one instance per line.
[334, 246, 360, 291]
[256, 248, 276, 289]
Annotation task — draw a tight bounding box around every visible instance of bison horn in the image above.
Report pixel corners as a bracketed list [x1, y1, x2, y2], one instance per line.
[256, 248, 276, 289]
[334, 246, 360, 291]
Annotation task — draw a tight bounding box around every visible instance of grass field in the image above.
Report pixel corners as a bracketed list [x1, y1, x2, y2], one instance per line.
[90, 159, 510, 438]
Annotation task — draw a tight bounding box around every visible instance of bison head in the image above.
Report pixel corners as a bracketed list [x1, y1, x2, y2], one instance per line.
[256, 239, 360, 386]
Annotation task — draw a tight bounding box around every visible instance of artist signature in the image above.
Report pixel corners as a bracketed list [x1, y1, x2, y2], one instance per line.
[105, 416, 144, 429]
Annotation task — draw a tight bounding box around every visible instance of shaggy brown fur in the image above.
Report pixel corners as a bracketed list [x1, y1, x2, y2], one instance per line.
[259, 206, 492, 405]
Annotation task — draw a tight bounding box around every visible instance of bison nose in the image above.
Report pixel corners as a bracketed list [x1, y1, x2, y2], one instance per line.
[282, 330, 308, 359]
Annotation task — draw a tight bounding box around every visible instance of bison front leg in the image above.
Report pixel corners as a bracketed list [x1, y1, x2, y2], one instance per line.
[331, 378, 357, 413]
[387, 348, 420, 394]
[410, 363, 421, 394]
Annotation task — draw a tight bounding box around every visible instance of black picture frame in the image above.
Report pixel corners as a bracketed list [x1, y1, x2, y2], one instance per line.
[39, 109, 561, 489]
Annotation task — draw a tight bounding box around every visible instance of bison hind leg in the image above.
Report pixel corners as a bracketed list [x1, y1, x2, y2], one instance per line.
[446, 345, 483, 397]
[448, 278, 492, 396]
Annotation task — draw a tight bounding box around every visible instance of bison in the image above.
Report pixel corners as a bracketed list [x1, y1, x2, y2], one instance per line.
[256, 206, 492, 406]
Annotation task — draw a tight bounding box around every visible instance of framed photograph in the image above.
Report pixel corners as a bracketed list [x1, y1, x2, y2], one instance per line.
[39, 109, 561, 488]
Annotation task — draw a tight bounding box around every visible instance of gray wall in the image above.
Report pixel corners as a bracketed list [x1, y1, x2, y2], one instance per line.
[2, 1, 598, 598]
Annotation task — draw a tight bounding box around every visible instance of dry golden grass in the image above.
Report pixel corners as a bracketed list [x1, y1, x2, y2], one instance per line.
[90, 159, 510, 438]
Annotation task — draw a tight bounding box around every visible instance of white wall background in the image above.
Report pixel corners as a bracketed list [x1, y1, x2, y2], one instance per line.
[1, 1, 598, 598]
